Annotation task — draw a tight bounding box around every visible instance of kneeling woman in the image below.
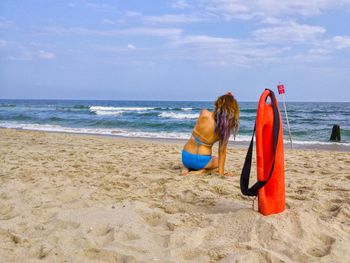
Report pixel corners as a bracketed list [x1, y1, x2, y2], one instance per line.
[182, 92, 239, 175]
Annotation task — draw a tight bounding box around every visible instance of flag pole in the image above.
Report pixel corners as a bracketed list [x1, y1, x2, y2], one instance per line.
[278, 83, 293, 149]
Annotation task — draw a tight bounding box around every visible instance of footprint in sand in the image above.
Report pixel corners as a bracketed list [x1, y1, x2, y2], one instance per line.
[5, 231, 26, 245]
[324, 199, 350, 220]
[114, 229, 140, 241]
[166, 217, 184, 231]
[160, 203, 182, 214]
[288, 193, 308, 201]
[28, 243, 53, 260]
[307, 234, 335, 258]
[325, 203, 341, 216]
[179, 190, 198, 203]
[85, 225, 117, 247]
[83, 248, 138, 262]
[0, 202, 19, 220]
[52, 219, 81, 230]
[211, 185, 231, 196]
[88, 224, 114, 236]
[142, 212, 165, 227]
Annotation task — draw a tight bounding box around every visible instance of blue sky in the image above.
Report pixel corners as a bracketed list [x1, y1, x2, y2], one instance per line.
[1, 0, 350, 101]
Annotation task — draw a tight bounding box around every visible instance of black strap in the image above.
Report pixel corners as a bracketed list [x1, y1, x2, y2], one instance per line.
[240, 89, 280, 196]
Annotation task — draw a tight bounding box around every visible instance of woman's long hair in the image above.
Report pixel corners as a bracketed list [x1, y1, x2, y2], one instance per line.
[214, 93, 240, 144]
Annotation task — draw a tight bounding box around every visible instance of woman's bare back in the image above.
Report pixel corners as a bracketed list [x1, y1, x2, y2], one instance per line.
[183, 109, 218, 155]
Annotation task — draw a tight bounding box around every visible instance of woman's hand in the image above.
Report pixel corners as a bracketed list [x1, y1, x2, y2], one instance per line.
[222, 171, 236, 177]
[214, 170, 236, 176]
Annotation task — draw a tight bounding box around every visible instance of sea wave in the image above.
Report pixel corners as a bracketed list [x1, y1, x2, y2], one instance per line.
[56, 105, 90, 112]
[90, 106, 155, 111]
[0, 121, 251, 141]
[159, 112, 198, 119]
[1, 121, 350, 147]
[0, 121, 190, 139]
[73, 105, 90, 109]
[93, 110, 124, 116]
[90, 106, 156, 116]
[0, 103, 16, 108]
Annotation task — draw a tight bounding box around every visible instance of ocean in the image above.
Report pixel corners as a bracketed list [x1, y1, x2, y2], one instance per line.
[0, 99, 349, 148]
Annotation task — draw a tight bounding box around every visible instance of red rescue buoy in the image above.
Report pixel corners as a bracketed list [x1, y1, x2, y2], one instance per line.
[240, 89, 285, 216]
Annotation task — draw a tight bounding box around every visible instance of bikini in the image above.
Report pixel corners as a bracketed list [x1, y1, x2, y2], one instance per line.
[182, 130, 214, 170]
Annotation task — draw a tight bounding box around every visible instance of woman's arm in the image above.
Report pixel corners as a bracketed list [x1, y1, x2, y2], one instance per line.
[218, 140, 227, 175]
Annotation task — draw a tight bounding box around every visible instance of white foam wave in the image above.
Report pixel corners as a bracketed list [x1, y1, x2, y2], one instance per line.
[0, 121, 269, 143]
[0, 122, 113, 135]
[90, 106, 155, 116]
[93, 110, 123, 116]
[159, 112, 198, 119]
[181, 107, 192, 111]
[0, 121, 191, 139]
[1, 121, 350, 147]
[235, 134, 350, 146]
[290, 140, 350, 146]
[90, 106, 155, 111]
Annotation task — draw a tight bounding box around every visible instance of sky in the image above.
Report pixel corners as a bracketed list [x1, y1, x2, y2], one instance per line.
[0, 0, 350, 101]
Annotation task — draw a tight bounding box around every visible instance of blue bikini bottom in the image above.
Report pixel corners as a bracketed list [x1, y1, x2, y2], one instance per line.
[182, 150, 212, 170]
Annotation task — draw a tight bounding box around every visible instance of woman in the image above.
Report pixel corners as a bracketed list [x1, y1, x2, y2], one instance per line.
[182, 92, 239, 176]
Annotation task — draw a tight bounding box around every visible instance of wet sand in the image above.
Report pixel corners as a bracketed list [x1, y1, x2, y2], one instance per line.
[0, 128, 349, 262]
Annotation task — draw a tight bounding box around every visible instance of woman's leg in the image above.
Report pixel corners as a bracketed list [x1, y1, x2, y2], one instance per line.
[204, 156, 218, 170]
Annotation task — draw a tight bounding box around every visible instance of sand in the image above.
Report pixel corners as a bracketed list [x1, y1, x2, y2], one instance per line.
[0, 128, 349, 263]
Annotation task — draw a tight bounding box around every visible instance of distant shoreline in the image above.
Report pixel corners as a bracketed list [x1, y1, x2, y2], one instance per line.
[1, 98, 350, 103]
[1, 127, 349, 152]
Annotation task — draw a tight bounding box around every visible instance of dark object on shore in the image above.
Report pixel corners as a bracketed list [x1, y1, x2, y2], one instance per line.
[330, 125, 341, 142]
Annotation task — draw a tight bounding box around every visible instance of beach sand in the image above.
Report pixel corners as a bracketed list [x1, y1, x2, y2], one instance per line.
[0, 128, 349, 263]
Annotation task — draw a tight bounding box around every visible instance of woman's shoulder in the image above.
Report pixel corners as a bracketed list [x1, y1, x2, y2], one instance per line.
[198, 109, 215, 125]
[200, 109, 212, 116]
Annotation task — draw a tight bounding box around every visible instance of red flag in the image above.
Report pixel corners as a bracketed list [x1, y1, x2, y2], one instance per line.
[277, 84, 285, 95]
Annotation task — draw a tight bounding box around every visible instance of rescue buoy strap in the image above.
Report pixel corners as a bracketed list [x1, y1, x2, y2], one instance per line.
[240, 89, 280, 197]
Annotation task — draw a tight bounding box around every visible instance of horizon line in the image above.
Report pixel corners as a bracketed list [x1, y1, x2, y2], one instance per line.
[0, 98, 350, 103]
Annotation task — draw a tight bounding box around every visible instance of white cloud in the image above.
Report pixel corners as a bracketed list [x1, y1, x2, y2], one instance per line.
[94, 44, 142, 53]
[125, 11, 142, 17]
[105, 13, 205, 25]
[101, 18, 116, 25]
[68, 2, 77, 8]
[168, 29, 350, 66]
[10, 2, 347, 68]
[37, 50, 56, 59]
[171, 35, 237, 45]
[330, 36, 350, 49]
[260, 17, 284, 25]
[171, 0, 190, 9]
[144, 14, 205, 24]
[308, 48, 331, 55]
[169, 34, 285, 66]
[206, 0, 350, 20]
[8, 51, 33, 61]
[253, 22, 326, 44]
[34, 26, 183, 38]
